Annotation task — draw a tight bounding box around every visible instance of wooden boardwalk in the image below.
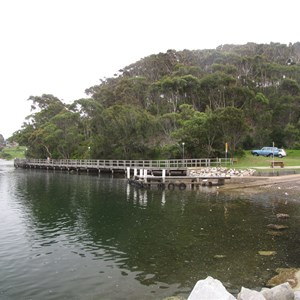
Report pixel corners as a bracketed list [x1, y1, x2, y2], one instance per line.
[14, 158, 232, 175]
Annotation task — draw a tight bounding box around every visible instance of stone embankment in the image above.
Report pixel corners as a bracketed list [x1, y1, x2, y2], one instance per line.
[188, 167, 256, 177]
[165, 274, 300, 300]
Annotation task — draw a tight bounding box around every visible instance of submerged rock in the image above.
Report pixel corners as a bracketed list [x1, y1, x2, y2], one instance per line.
[267, 230, 286, 236]
[214, 254, 227, 259]
[276, 213, 290, 219]
[258, 250, 277, 256]
[266, 224, 289, 230]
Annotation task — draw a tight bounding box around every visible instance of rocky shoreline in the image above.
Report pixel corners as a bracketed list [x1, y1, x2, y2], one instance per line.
[188, 167, 300, 198]
[183, 274, 300, 300]
[188, 167, 256, 177]
[166, 168, 300, 299]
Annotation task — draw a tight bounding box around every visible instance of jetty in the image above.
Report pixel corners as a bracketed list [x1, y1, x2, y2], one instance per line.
[14, 158, 233, 174]
[14, 158, 233, 189]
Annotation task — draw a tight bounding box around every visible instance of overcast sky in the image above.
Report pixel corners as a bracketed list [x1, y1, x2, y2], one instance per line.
[0, 0, 299, 138]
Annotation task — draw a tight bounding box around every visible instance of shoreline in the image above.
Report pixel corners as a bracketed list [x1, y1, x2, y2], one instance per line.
[218, 173, 300, 198]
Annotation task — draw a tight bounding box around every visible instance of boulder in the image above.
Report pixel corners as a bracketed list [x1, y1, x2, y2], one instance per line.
[261, 282, 294, 300]
[295, 291, 300, 300]
[188, 276, 236, 300]
[237, 287, 265, 300]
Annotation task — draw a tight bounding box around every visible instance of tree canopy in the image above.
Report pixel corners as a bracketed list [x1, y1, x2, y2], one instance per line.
[10, 42, 300, 159]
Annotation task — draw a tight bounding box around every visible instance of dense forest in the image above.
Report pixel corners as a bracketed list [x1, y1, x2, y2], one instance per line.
[10, 42, 300, 160]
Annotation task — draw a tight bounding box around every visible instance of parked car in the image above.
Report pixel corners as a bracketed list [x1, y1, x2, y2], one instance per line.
[251, 147, 286, 158]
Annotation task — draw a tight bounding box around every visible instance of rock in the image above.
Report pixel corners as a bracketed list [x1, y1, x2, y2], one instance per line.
[261, 282, 294, 300]
[214, 254, 227, 259]
[188, 276, 236, 300]
[258, 250, 277, 256]
[267, 230, 285, 236]
[266, 224, 289, 230]
[237, 287, 265, 300]
[276, 213, 290, 219]
[187, 167, 255, 178]
[267, 268, 300, 289]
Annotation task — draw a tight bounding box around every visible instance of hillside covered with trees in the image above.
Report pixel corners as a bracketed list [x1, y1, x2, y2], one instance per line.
[11, 42, 300, 159]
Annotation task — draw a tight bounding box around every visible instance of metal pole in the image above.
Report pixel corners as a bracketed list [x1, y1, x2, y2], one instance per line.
[182, 142, 185, 167]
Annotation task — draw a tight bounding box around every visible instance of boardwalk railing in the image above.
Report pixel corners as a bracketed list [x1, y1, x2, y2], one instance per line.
[14, 158, 233, 171]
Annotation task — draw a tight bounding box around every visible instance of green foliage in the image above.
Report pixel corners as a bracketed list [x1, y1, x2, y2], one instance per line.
[11, 42, 300, 159]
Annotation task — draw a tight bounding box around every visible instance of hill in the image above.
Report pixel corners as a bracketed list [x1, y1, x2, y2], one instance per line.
[11, 42, 300, 160]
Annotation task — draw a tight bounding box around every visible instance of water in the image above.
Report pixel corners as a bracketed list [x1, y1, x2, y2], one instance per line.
[0, 160, 299, 299]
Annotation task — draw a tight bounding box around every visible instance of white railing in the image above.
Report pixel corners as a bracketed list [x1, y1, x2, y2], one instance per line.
[14, 158, 233, 169]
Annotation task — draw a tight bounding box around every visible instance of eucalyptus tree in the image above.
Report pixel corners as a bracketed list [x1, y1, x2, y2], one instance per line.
[13, 94, 85, 158]
[171, 105, 221, 158]
[113, 76, 150, 108]
[199, 72, 236, 110]
[70, 98, 103, 141]
[94, 104, 157, 159]
[214, 107, 248, 158]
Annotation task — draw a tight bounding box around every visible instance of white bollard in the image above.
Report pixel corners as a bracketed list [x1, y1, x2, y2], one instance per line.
[126, 167, 130, 179]
[143, 169, 148, 183]
[162, 169, 166, 183]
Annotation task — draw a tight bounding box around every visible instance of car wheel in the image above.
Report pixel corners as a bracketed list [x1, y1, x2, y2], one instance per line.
[278, 154, 282, 158]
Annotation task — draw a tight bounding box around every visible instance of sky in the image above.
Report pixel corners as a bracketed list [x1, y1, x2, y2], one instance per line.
[0, 0, 299, 139]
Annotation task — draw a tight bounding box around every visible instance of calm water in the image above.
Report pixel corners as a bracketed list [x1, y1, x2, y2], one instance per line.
[0, 160, 300, 300]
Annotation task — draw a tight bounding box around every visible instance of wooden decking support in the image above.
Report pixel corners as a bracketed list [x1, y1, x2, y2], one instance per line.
[128, 175, 231, 190]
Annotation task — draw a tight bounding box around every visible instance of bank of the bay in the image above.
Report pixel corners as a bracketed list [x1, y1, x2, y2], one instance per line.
[166, 273, 300, 300]
[166, 168, 300, 300]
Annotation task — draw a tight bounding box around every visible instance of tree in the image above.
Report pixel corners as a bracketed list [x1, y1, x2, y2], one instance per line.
[199, 72, 236, 110]
[94, 105, 157, 159]
[215, 107, 248, 157]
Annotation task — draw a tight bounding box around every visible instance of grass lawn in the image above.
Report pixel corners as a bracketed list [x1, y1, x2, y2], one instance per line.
[1, 146, 300, 172]
[232, 150, 300, 169]
[0, 146, 27, 160]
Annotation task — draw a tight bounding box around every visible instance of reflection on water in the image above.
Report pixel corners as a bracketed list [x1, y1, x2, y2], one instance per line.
[0, 160, 300, 299]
